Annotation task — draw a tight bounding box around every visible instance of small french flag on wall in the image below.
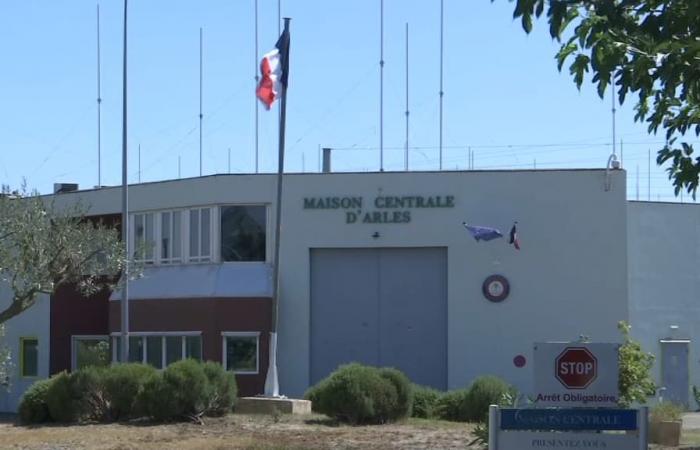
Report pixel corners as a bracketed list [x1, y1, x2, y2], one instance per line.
[256, 27, 290, 110]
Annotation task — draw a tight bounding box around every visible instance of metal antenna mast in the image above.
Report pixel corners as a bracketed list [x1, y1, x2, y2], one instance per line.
[97, 3, 102, 187]
[648, 149, 651, 201]
[254, 0, 259, 173]
[404, 22, 409, 171]
[379, 0, 384, 171]
[439, 0, 444, 170]
[228, 148, 231, 173]
[138, 143, 141, 183]
[199, 27, 203, 177]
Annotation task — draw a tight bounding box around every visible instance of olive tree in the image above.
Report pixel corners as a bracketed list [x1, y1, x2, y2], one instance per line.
[0, 186, 127, 324]
[499, 0, 700, 196]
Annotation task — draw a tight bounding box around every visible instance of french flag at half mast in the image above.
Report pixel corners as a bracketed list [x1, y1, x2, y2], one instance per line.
[256, 27, 290, 110]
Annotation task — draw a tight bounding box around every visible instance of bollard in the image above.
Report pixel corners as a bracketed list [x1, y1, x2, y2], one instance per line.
[489, 404, 498, 450]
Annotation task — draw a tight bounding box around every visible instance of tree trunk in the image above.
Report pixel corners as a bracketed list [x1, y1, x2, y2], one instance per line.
[0, 299, 30, 324]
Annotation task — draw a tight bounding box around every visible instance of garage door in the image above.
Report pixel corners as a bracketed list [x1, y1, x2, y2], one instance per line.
[310, 247, 447, 389]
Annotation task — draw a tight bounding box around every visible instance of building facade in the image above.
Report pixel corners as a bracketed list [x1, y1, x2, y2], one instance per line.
[0, 168, 691, 411]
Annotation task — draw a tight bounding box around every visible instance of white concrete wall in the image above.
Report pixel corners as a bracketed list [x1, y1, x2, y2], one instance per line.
[628, 201, 700, 403]
[0, 285, 50, 413]
[277, 170, 628, 397]
[49, 170, 629, 397]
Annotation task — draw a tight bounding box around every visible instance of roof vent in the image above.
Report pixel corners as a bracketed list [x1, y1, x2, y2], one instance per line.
[53, 183, 79, 194]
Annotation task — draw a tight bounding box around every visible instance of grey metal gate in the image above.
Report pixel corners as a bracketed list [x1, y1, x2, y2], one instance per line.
[310, 247, 447, 389]
[660, 340, 689, 408]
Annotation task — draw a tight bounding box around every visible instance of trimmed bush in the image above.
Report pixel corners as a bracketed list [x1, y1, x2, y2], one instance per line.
[306, 363, 411, 424]
[378, 368, 413, 420]
[435, 388, 470, 421]
[71, 366, 109, 421]
[462, 376, 514, 422]
[202, 361, 237, 416]
[18, 378, 54, 424]
[142, 359, 210, 421]
[103, 363, 157, 420]
[411, 384, 442, 419]
[46, 371, 85, 423]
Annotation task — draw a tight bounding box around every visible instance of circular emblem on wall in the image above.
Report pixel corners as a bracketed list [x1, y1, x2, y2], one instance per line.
[482, 274, 510, 303]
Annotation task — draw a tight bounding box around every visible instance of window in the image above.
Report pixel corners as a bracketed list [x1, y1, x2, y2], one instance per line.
[20, 337, 38, 378]
[160, 211, 182, 263]
[72, 336, 110, 370]
[189, 208, 212, 262]
[133, 212, 155, 263]
[220, 206, 267, 262]
[111, 333, 202, 368]
[222, 332, 259, 374]
[146, 336, 163, 369]
[185, 336, 202, 360]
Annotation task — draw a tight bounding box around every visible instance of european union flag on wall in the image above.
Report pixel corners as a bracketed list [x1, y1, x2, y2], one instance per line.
[462, 222, 503, 242]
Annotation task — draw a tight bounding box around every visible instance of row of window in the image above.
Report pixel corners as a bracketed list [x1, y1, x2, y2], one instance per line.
[17, 332, 260, 379]
[132, 205, 267, 265]
[72, 332, 259, 374]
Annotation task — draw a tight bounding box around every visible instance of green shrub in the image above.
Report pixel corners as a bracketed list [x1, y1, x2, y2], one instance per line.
[693, 386, 700, 411]
[435, 388, 470, 421]
[142, 359, 210, 421]
[202, 361, 237, 416]
[305, 363, 407, 425]
[651, 402, 683, 422]
[378, 368, 413, 420]
[71, 366, 110, 422]
[18, 378, 54, 424]
[411, 384, 442, 419]
[46, 371, 85, 423]
[618, 321, 656, 407]
[462, 376, 514, 422]
[102, 363, 157, 420]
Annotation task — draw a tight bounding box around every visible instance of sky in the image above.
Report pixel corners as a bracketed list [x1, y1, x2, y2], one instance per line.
[0, 1, 692, 201]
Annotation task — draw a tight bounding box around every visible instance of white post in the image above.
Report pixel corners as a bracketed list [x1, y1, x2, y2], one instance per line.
[489, 404, 498, 450]
[638, 406, 648, 450]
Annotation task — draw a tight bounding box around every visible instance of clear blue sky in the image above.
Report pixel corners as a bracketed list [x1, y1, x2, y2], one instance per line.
[0, 1, 688, 200]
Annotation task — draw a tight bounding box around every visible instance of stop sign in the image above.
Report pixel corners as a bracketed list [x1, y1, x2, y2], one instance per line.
[555, 347, 597, 389]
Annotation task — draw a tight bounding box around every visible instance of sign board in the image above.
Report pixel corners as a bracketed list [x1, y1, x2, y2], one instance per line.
[497, 430, 640, 450]
[534, 342, 619, 407]
[500, 408, 637, 431]
[490, 406, 647, 450]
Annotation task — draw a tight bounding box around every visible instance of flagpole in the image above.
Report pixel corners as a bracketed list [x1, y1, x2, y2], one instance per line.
[120, 0, 130, 364]
[254, 0, 259, 173]
[265, 17, 291, 398]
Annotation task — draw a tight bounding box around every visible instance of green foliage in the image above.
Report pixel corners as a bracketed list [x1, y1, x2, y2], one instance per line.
[75, 340, 110, 370]
[411, 384, 442, 419]
[18, 378, 54, 424]
[22, 361, 235, 424]
[377, 368, 413, 421]
[469, 422, 489, 449]
[102, 363, 157, 420]
[304, 363, 410, 425]
[202, 361, 238, 416]
[651, 401, 683, 422]
[498, 0, 700, 197]
[435, 376, 515, 423]
[0, 325, 11, 390]
[693, 385, 700, 411]
[463, 376, 515, 423]
[142, 359, 210, 421]
[0, 184, 134, 325]
[618, 321, 656, 407]
[435, 389, 471, 422]
[46, 371, 84, 423]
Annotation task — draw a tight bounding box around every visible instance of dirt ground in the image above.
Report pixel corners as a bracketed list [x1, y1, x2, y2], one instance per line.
[0, 413, 480, 450]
